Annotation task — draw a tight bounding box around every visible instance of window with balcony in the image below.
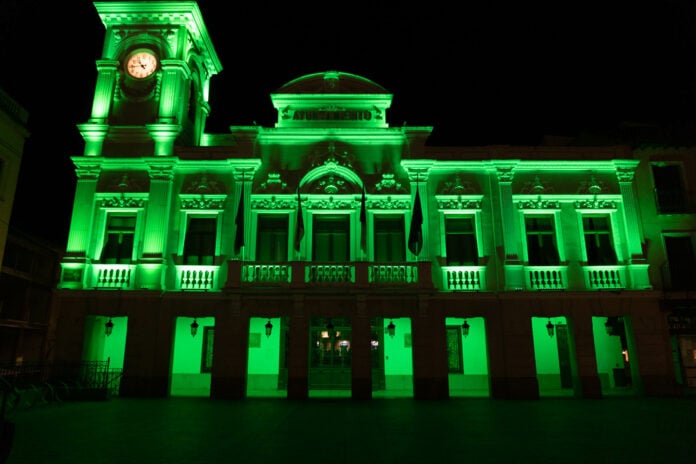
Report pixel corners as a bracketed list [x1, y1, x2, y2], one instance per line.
[312, 215, 349, 262]
[525, 216, 559, 265]
[256, 215, 289, 262]
[183, 217, 216, 265]
[664, 235, 696, 291]
[652, 164, 691, 214]
[374, 215, 405, 262]
[102, 214, 135, 264]
[582, 216, 617, 265]
[445, 216, 478, 265]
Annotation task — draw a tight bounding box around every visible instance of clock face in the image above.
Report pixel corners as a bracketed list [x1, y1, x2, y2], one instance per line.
[126, 50, 158, 79]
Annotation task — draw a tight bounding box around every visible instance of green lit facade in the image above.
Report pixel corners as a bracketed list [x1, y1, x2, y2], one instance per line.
[52, 1, 696, 400]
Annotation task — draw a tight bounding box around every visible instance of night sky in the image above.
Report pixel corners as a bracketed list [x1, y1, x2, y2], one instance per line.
[0, 0, 694, 246]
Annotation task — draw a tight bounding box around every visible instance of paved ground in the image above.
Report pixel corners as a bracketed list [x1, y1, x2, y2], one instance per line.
[4, 395, 696, 464]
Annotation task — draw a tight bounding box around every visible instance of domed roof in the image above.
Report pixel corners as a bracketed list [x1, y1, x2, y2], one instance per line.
[275, 71, 389, 94]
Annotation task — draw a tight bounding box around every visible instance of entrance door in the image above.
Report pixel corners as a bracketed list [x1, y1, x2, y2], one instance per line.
[309, 318, 352, 390]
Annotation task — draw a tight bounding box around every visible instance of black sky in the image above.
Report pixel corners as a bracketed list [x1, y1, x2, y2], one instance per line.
[0, 0, 694, 246]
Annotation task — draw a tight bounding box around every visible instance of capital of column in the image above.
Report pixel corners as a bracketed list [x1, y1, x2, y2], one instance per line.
[146, 159, 176, 181]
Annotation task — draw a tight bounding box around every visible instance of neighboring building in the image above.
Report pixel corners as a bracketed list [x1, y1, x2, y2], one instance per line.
[0, 87, 29, 270]
[52, 1, 694, 400]
[0, 88, 63, 365]
[0, 228, 62, 364]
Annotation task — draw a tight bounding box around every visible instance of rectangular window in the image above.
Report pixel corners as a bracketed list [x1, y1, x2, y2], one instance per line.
[183, 217, 216, 265]
[582, 216, 617, 265]
[312, 215, 349, 262]
[652, 164, 689, 214]
[445, 216, 478, 265]
[374, 215, 405, 262]
[102, 214, 135, 264]
[257, 215, 289, 262]
[525, 216, 559, 265]
[664, 235, 696, 291]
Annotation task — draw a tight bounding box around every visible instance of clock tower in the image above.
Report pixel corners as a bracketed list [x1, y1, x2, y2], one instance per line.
[78, 1, 222, 157]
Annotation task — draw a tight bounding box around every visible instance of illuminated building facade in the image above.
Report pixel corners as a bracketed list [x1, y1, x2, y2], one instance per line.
[52, 1, 695, 400]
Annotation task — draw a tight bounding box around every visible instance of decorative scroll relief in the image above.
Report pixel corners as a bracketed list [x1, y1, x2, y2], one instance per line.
[306, 197, 355, 210]
[251, 196, 296, 210]
[515, 198, 561, 210]
[367, 196, 410, 210]
[257, 173, 288, 193]
[615, 168, 636, 183]
[183, 175, 224, 194]
[96, 193, 147, 209]
[438, 175, 478, 195]
[179, 194, 227, 210]
[375, 173, 407, 193]
[574, 199, 617, 209]
[519, 176, 554, 194]
[436, 195, 482, 211]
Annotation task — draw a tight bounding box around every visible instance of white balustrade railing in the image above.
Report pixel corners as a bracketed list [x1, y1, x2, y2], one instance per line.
[525, 266, 567, 290]
[584, 265, 626, 290]
[242, 264, 291, 284]
[441, 266, 485, 291]
[91, 264, 135, 288]
[177, 265, 218, 290]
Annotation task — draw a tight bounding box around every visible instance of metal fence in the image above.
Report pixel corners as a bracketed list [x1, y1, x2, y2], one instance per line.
[0, 360, 122, 415]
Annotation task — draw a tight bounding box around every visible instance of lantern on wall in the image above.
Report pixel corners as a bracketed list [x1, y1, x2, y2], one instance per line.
[105, 318, 114, 337]
[387, 320, 396, 338]
[546, 318, 555, 337]
[265, 319, 273, 337]
[190, 318, 199, 337]
[462, 320, 470, 337]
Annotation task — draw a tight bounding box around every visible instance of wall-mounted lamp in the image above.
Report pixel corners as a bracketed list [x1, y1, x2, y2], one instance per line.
[387, 320, 396, 338]
[326, 319, 334, 335]
[190, 318, 199, 337]
[265, 319, 273, 337]
[604, 317, 613, 335]
[462, 320, 470, 337]
[546, 318, 555, 337]
[105, 318, 114, 337]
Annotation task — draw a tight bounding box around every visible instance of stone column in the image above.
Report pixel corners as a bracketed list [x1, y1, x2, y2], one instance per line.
[494, 163, 525, 290]
[63, 162, 102, 288]
[140, 161, 175, 289]
[210, 295, 247, 399]
[569, 314, 602, 398]
[614, 161, 650, 289]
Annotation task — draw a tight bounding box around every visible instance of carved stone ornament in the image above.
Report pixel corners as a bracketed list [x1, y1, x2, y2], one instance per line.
[367, 196, 410, 210]
[439, 175, 477, 195]
[615, 168, 635, 183]
[179, 194, 227, 210]
[251, 196, 296, 210]
[496, 168, 514, 183]
[520, 176, 554, 194]
[436, 195, 482, 210]
[516, 198, 561, 210]
[183, 175, 224, 194]
[99, 195, 146, 208]
[374, 173, 406, 193]
[258, 172, 288, 193]
[306, 197, 354, 210]
[574, 198, 617, 209]
[577, 175, 608, 195]
[312, 174, 349, 194]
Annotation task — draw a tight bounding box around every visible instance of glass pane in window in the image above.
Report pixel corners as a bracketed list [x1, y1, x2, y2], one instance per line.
[312, 215, 349, 262]
[184, 217, 216, 265]
[374, 216, 405, 262]
[445, 217, 478, 265]
[257, 215, 289, 262]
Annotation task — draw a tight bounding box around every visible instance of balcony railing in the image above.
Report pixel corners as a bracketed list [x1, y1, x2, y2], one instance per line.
[177, 265, 219, 290]
[306, 264, 355, 284]
[525, 266, 567, 290]
[368, 263, 418, 285]
[441, 266, 485, 291]
[91, 264, 135, 289]
[242, 263, 292, 285]
[584, 265, 626, 290]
